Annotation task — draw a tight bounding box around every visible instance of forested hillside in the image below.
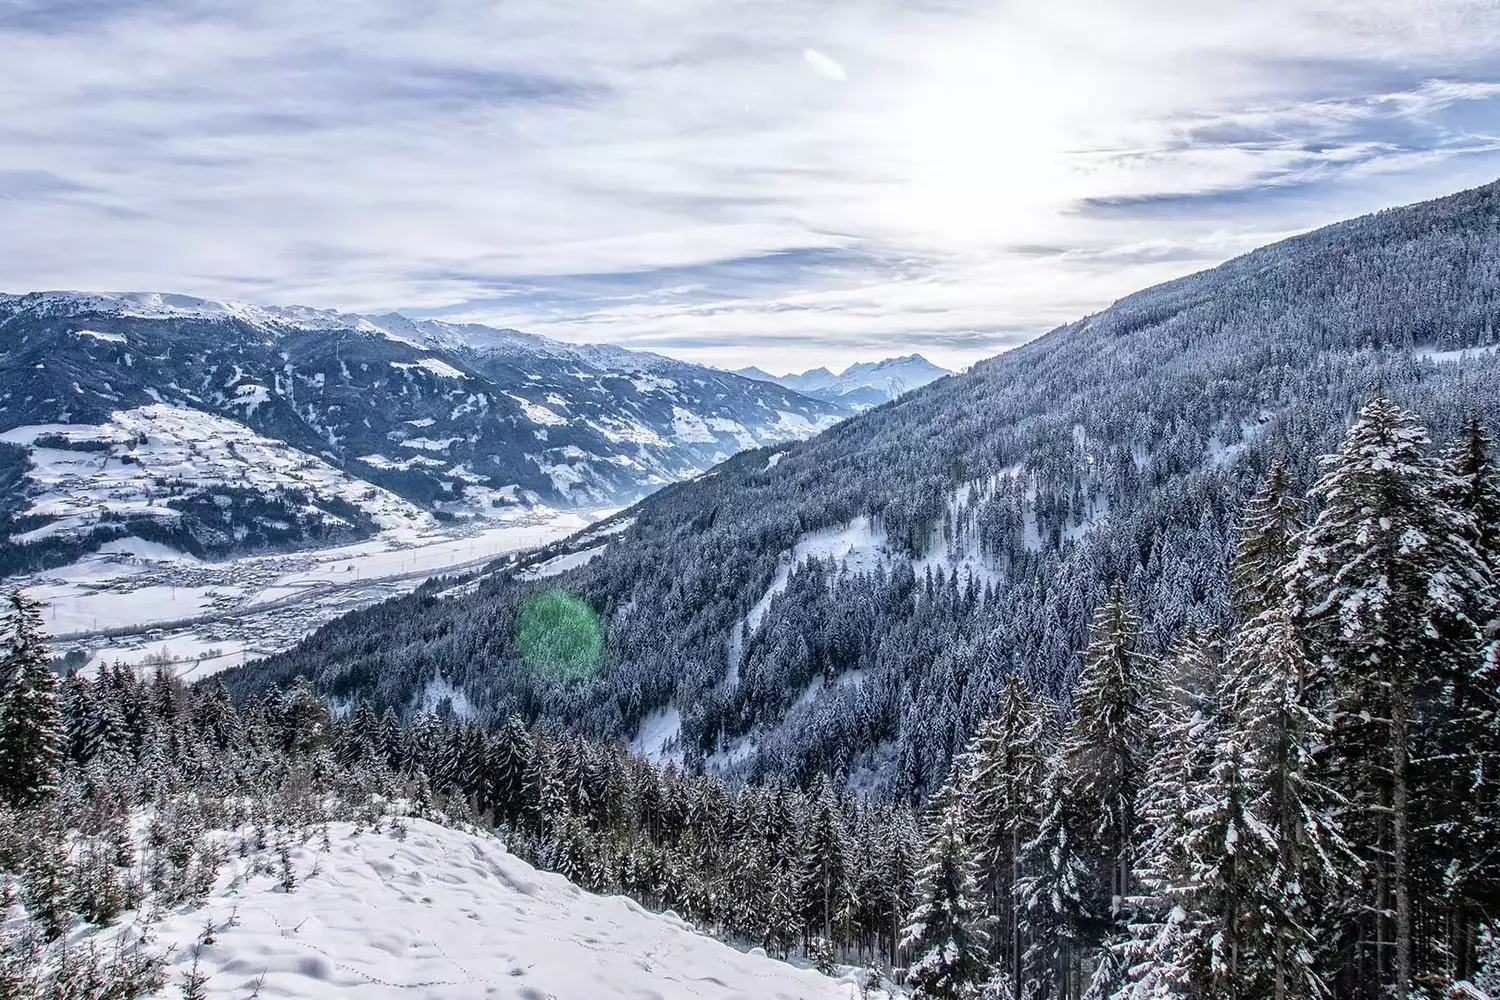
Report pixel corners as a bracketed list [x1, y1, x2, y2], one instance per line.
[7, 390, 1500, 997]
[228, 180, 1500, 802]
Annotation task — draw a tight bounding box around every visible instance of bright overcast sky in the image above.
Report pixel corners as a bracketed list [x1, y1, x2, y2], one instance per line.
[5, 0, 1500, 373]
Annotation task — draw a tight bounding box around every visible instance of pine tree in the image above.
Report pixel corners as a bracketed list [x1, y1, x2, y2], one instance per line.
[0, 591, 63, 807]
[1115, 630, 1221, 1000]
[1020, 754, 1097, 1000]
[1434, 413, 1500, 982]
[1293, 394, 1490, 994]
[1231, 460, 1306, 622]
[800, 778, 855, 950]
[1440, 413, 1500, 575]
[883, 808, 923, 969]
[179, 953, 209, 1000]
[901, 807, 991, 1000]
[1226, 606, 1352, 1000]
[1065, 584, 1154, 926]
[1182, 721, 1276, 998]
[963, 675, 1047, 981]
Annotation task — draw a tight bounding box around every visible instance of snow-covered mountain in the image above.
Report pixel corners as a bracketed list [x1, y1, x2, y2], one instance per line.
[233, 177, 1500, 799]
[0, 291, 848, 568]
[732, 355, 951, 409]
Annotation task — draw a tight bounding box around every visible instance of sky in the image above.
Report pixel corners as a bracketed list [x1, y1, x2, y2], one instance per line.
[4, 0, 1500, 374]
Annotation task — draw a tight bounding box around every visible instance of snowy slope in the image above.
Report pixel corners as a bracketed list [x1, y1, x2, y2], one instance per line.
[74, 818, 854, 1000]
[0, 290, 849, 518]
[1, 404, 431, 545]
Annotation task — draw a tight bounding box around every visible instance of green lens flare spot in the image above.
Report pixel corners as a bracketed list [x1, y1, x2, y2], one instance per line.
[515, 590, 603, 683]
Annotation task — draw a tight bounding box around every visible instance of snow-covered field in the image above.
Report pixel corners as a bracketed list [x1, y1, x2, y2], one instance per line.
[630, 705, 685, 766]
[0, 400, 638, 675]
[1415, 344, 1500, 364]
[1, 404, 432, 542]
[64, 818, 855, 1000]
[16, 508, 611, 675]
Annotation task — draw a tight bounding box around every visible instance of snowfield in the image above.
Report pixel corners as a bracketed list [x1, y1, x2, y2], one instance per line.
[0, 400, 628, 675]
[82, 818, 854, 1000]
[16, 508, 609, 675]
[1, 404, 432, 539]
[630, 705, 685, 766]
[514, 543, 607, 581]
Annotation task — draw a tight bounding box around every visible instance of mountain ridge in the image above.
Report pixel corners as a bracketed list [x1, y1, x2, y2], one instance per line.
[731, 353, 951, 409]
[0, 290, 849, 572]
[226, 177, 1500, 799]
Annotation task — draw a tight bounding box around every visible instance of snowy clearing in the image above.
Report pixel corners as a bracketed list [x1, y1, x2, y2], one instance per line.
[515, 544, 607, 581]
[76, 328, 126, 343]
[58, 818, 853, 1000]
[744, 517, 892, 634]
[391, 357, 468, 378]
[1414, 344, 1500, 364]
[508, 393, 570, 426]
[630, 706, 684, 766]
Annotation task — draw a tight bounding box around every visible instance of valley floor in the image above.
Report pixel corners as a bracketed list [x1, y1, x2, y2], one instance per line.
[12, 508, 611, 677]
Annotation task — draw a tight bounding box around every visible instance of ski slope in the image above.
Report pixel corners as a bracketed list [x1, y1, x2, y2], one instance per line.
[96, 818, 857, 1000]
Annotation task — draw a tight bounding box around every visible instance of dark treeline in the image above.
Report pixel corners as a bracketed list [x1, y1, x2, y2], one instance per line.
[4, 393, 1500, 998]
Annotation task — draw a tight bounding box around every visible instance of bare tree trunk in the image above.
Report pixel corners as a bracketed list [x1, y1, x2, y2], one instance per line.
[1013, 824, 1023, 989]
[1392, 680, 1412, 997]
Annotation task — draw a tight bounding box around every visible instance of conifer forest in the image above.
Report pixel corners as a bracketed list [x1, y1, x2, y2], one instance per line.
[4, 393, 1499, 999]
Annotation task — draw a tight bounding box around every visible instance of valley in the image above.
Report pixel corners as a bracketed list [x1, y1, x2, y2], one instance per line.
[20, 505, 608, 678]
[11, 6, 1500, 997]
[0, 293, 859, 681]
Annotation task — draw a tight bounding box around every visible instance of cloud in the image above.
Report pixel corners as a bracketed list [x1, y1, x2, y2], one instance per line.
[803, 49, 848, 82]
[2, 0, 1500, 370]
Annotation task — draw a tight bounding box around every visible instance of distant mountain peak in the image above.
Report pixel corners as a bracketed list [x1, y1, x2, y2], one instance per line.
[728, 354, 952, 409]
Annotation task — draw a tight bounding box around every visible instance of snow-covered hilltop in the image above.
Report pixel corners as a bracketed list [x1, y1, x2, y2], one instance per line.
[58, 817, 855, 1000]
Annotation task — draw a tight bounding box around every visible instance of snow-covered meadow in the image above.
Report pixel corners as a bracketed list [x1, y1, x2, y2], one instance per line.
[16, 506, 606, 675]
[51, 818, 858, 1000]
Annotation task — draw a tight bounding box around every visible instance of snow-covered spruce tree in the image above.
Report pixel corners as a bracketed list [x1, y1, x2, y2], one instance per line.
[800, 777, 855, 951]
[1020, 751, 1097, 1000]
[962, 675, 1048, 982]
[1440, 413, 1500, 576]
[1292, 394, 1491, 994]
[484, 716, 531, 827]
[1179, 714, 1278, 999]
[1231, 459, 1307, 622]
[1064, 584, 1155, 928]
[0, 591, 63, 808]
[1114, 629, 1222, 1000]
[1434, 413, 1500, 982]
[901, 806, 991, 1000]
[763, 863, 801, 959]
[880, 806, 923, 969]
[1223, 605, 1352, 1000]
[1081, 947, 1125, 1000]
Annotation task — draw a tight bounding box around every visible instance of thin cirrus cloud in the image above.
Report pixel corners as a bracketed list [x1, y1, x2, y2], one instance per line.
[3, 0, 1500, 372]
